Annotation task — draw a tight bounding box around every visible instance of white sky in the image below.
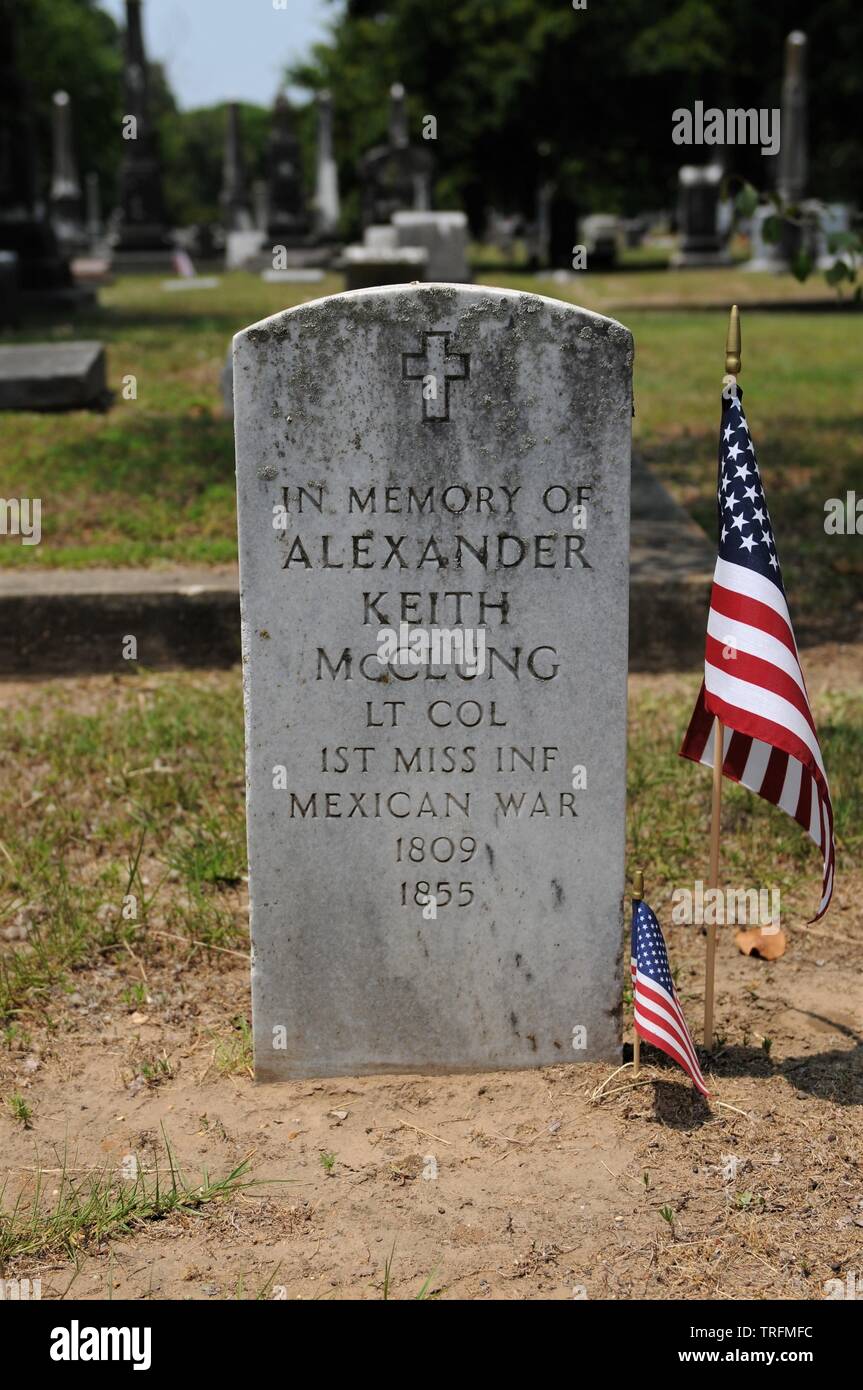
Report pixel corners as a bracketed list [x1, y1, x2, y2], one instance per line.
[98, 0, 337, 110]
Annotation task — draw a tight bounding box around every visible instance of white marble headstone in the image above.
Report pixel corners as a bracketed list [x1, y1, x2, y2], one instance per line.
[234, 283, 632, 1079]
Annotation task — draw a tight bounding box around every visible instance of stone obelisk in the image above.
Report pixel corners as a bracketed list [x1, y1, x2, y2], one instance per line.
[220, 102, 253, 232]
[313, 90, 340, 240]
[110, 0, 173, 266]
[50, 91, 86, 253]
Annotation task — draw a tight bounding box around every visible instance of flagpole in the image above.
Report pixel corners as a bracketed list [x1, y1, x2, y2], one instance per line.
[704, 305, 742, 1052]
[704, 720, 723, 1050]
[632, 867, 644, 1076]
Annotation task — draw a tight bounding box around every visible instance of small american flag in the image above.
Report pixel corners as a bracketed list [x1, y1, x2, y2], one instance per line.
[631, 898, 709, 1097]
[172, 248, 196, 278]
[680, 383, 835, 920]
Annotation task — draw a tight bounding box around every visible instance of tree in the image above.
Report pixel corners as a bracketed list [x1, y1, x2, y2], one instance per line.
[15, 0, 123, 204]
[290, 0, 863, 234]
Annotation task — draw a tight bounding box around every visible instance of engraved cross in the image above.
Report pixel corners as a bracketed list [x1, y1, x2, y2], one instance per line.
[402, 331, 470, 422]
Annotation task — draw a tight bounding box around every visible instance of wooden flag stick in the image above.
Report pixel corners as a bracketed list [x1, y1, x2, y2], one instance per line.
[704, 305, 741, 1050]
[703, 719, 723, 1050]
[632, 867, 644, 1075]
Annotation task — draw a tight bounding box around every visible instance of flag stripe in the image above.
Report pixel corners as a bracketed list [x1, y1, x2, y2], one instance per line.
[631, 899, 709, 1098]
[704, 664, 826, 776]
[634, 1015, 711, 1099]
[710, 582, 797, 657]
[634, 972, 703, 1079]
[681, 385, 835, 922]
[707, 609, 807, 694]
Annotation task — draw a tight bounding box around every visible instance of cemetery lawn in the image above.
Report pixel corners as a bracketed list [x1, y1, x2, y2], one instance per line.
[1, 270, 861, 640]
[1, 653, 860, 1298]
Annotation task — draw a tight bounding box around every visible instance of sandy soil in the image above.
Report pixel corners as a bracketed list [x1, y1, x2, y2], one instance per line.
[0, 652, 861, 1302]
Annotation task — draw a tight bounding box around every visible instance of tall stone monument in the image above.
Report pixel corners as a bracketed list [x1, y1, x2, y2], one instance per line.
[110, 0, 173, 268]
[777, 31, 807, 209]
[220, 102, 254, 232]
[358, 83, 433, 229]
[85, 172, 103, 248]
[313, 90, 340, 240]
[745, 32, 830, 273]
[672, 163, 730, 267]
[49, 92, 86, 254]
[234, 283, 632, 1079]
[265, 94, 312, 247]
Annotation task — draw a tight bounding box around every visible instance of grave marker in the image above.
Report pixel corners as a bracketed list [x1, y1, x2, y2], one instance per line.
[234, 283, 633, 1078]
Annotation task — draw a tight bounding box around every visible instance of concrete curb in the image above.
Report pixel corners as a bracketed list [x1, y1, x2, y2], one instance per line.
[0, 467, 715, 676]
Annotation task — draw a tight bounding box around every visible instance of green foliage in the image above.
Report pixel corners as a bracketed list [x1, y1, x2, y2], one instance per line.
[13, 1, 863, 232]
[291, 0, 863, 232]
[732, 182, 862, 295]
[0, 1134, 262, 1263]
[160, 102, 272, 228]
[15, 0, 123, 200]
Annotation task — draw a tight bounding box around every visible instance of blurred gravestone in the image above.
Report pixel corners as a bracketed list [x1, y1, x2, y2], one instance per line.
[672, 164, 730, 268]
[110, 0, 174, 270]
[358, 83, 433, 228]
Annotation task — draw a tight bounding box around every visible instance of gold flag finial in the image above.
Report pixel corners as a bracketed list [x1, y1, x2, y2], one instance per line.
[725, 304, 741, 376]
[633, 868, 644, 901]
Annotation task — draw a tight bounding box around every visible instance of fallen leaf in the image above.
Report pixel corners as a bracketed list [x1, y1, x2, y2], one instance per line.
[735, 926, 786, 960]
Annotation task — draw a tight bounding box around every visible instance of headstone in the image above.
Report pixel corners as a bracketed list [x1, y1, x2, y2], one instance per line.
[814, 202, 853, 271]
[0, 342, 108, 411]
[745, 31, 813, 272]
[671, 163, 730, 267]
[265, 94, 311, 246]
[528, 180, 554, 267]
[85, 171, 103, 248]
[622, 215, 648, 250]
[393, 211, 470, 281]
[251, 179, 269, 232]
[110, 0, 174, 268]
[261, 268, 324, 284]
[233, 283, 632, 1079]
[231, 94, 335, 274]
[485, 209, 520, 259]
[220, 102, 254, 232]
[358, 83, 433, 229]
[578, 214, 620, 268]
[364, 225, 399, 252]
[313, 90, 340, 239]
[0, 251, 20, 326]
[340, 243, 427, 290]
[49, 92, 86, 254]
[225, 230, 263, 270]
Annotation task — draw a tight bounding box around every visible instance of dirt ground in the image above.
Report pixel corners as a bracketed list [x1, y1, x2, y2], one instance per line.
[1, 661, 861, 1302]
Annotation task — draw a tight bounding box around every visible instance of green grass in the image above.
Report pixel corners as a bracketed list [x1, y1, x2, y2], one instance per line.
[1, 270, 860, 639]
[5, 1094, 33, 1129]
[0, 1130, 260, 1266]
[0, 668, 859, 1029]
[0, 670, 247, 1026]
[627, 675, 863, 922]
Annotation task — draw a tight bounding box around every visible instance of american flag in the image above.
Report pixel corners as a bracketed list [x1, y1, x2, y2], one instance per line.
[631, 897, 709, 1097]
[680, 383, 835, 921]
